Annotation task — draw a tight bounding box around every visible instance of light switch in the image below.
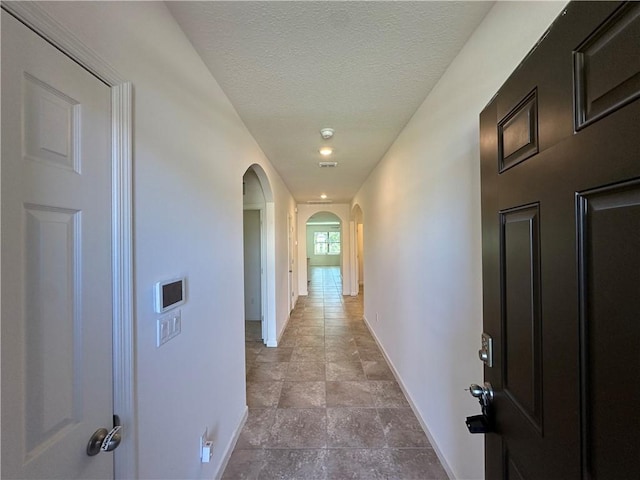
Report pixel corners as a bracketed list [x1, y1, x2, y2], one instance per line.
[157, 317, 170, 347]
[172, 313, 181, 335]
[157, 310, 182, 347]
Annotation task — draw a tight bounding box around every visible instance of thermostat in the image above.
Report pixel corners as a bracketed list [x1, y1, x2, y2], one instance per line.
[154, 277, 186, 313]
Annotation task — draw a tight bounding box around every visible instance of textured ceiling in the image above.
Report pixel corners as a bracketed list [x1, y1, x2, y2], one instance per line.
[167, 1, 494, 203]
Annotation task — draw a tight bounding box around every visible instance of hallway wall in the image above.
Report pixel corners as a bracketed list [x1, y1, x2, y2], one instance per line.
[243, 210, 262, 321]
[352, 2, 568, 479]
[33, 2, 296, 479]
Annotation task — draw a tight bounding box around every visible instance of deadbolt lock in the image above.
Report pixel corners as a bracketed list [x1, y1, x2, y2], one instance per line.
[478, 332, 493, 367]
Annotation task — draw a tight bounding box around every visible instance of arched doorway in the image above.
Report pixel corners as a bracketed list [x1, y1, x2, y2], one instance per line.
[296, 205, 352, 297]
[306, 211, 342, 268]
[242, 165, 277, 346]
[305, 212, 342, 299]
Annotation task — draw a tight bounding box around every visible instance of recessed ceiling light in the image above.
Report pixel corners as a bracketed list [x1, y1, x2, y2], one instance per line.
[320, 194, 327, 199]
[319, 147, 333, 156]
[320, 128, 334, 140]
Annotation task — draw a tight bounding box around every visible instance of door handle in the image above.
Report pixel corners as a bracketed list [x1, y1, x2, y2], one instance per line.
[465, 383, 495, 434]
[86, 415, 122, 456]
[469, 382, 494, 406]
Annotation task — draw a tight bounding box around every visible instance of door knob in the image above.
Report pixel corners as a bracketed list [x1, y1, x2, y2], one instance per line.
[86, 415, 122, 456]
[466, 383, 495, 434]
[468, 382, 494, 406]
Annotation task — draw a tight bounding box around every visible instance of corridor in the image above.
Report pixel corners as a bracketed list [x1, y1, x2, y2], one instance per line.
[223, 266, 448, 479]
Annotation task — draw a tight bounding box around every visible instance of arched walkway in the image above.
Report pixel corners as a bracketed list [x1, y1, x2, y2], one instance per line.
[242, 164, 277, 346]
[296, 204, 352, 297]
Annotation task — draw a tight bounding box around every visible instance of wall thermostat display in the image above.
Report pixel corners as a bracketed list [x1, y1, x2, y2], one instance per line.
[154, 277, 186, 313]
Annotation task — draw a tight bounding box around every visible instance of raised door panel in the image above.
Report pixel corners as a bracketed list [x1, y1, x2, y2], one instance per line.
[24, 206, 81, 456]
[23, 74, 80, 172]
[574, 2, 640, 129]
[578, 180, 640, 478]
[500, 205, 542, 432]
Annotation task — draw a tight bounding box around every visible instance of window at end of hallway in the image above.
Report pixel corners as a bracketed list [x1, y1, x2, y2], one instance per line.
[314, 231, 341, 255]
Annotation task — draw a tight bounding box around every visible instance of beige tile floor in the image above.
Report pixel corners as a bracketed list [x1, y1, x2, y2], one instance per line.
[223, 266, 448, 479]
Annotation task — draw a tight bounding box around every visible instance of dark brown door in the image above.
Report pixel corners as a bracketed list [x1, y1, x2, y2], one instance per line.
[480, 2, 640, 478]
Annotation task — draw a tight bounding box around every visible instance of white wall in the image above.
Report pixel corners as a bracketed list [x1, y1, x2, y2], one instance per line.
[352, 2, 567, 479]
[34, 2, 296, 478]
[243, 210, 262, 321]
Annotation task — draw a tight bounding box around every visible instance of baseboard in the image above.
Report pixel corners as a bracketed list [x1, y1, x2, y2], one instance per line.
[362, 315, 456, 480]
[270, 311, 292, 347]
[214, 405, 248, 480]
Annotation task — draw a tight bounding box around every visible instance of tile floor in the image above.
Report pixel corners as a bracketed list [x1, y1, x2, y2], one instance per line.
[224, 266, 448, 479]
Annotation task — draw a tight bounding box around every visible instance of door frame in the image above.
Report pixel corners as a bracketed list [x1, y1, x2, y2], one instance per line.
[2, 3, 136, 478]
[297, 206, 351, 296]
[260, 208, 267, 342]
[287, 213, 294, 313]
[349, 220, 358, 296]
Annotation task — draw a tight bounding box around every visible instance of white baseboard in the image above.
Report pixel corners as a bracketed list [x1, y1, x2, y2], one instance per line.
[270, 311, 293, 347]
[362, 315, 456, 480]
[214, 406, 248, 480]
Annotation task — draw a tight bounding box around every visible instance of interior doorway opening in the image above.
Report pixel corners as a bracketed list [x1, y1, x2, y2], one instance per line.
[305, 212, 343, 285]
[242, 165, 276, 346]
[243, 168, 265, 342]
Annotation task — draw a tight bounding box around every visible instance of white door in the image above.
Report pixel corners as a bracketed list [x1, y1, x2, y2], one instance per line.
[1, 11, 114, 479]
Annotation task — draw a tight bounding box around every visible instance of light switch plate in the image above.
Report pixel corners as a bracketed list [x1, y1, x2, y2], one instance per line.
[157, 310, 182, 347]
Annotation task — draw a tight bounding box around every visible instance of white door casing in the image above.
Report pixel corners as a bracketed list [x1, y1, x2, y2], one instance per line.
[287, 213, 294, 313]
[1, 11, 113, 478]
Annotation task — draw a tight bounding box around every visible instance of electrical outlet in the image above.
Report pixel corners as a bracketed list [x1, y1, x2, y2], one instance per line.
[200, 428, 213, 463]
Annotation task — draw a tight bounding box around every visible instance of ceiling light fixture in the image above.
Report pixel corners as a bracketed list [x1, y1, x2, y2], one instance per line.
[320, 128, 334, 140]
[320, 194, 327, 199]
[319, 147, 333, 156]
